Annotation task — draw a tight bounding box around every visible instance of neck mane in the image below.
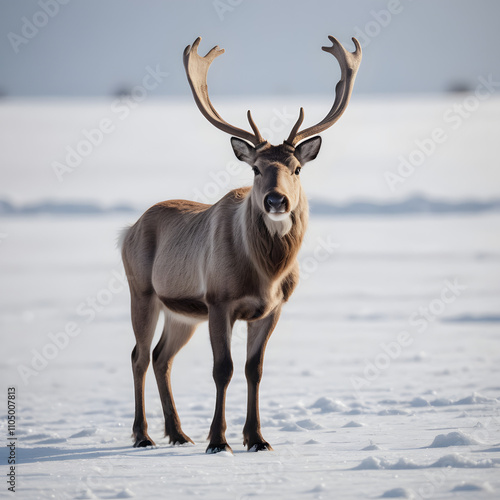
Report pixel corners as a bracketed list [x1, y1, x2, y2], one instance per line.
[242, 193, 308, 278]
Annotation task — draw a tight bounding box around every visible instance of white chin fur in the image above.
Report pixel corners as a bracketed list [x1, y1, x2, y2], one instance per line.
[267, 212, 290, 222]
[264, 211, 293, 237]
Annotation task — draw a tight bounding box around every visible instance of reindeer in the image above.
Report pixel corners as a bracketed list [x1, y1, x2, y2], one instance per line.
[121, 36, 361, 453]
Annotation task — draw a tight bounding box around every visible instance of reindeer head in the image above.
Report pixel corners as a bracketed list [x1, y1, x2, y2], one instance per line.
[183, 36, 362, 226]
[229, 138, 321, 224]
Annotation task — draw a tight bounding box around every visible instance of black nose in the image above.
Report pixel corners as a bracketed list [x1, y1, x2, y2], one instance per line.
[264, 192, 287, 212]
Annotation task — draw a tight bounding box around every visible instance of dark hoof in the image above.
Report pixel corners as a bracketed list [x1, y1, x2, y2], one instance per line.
[133, 437, 155, 448]
[206, 443, 233, 454]
[168, 433, 194, 446]
[248, 441, 273, 452]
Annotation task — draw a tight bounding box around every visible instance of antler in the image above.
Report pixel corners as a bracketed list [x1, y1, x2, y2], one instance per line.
[183, 37, 267, 148]
[286, 36, 362, 147]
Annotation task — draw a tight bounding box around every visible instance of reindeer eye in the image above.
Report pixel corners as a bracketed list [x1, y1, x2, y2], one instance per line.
[294, 167, 301, 175]
[252, 167, 261, 176]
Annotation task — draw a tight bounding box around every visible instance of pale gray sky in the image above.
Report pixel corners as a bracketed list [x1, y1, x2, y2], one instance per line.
[1, 0, 499, 97]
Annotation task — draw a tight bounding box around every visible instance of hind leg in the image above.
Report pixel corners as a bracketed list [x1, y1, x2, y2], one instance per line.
[153, 310, 197, 445]
[131, 293, 160, 448]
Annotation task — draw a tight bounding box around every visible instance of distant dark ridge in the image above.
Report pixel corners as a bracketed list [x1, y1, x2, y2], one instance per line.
[0, 199, 135, 216]
[309, 196, 500, 216]
[443, 314, 500, 323]
[1, 196, 500, 217]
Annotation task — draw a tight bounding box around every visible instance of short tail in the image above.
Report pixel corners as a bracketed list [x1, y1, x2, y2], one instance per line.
[116, 225, 132, 250]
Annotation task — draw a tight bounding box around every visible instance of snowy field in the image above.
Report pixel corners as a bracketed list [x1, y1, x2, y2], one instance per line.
[1, 97, 500, 499]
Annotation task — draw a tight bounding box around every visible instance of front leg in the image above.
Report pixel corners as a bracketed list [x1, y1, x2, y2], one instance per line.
[206, 304, 234, 454]
[243, 305, 282, 451]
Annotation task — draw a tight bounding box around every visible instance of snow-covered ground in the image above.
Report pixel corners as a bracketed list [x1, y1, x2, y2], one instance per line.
[1, 98, 499, 499]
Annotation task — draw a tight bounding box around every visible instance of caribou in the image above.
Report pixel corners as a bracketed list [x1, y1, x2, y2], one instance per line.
[121, 35, 361, 453]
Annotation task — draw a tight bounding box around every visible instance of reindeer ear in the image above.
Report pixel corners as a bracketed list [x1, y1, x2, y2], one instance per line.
[231, 137, 256, 165]
[294, 136, 322, 165]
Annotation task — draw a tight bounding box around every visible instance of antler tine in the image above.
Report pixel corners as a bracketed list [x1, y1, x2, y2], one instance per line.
[287, 36, 362, 147]
[183, 37, 266, 147]
[285, 107, 304, 146]
[246, 110, 265, 146]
